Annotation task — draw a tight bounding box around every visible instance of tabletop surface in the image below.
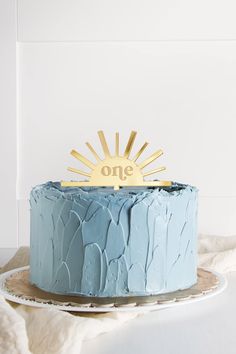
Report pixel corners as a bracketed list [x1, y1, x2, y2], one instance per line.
[82, 272, 236, 354]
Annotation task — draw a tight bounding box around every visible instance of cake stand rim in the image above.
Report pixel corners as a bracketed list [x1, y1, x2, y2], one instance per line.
[0, 266, 227, 313]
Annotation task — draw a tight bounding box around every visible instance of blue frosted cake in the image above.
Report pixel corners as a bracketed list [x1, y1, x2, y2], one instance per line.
[30, 181, 198, 297]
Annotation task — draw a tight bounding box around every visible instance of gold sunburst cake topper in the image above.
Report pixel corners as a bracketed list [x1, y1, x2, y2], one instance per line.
[61, 131, 172, 190]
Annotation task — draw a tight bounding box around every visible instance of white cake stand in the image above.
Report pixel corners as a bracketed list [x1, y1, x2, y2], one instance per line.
[0, 266, 227, 313]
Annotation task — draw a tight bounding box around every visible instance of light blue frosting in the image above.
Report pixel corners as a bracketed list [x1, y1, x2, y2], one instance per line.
[30, 182, 198, 297]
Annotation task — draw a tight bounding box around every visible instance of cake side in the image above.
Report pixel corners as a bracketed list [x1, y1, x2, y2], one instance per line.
[30, 182, 198, 297]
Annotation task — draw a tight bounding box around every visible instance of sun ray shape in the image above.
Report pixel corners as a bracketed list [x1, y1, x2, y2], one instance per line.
[98, 130, 111, 158]
[132, 142, 149, 162]
[86, 142, 101, 162]
[115, 132, 119, 157]
[71, 149, 95, 170]
[123, 131, 137, 158]
[138, 149, 163, 170]
[143, 166, 166, 177]
[68, 167, 91, 177]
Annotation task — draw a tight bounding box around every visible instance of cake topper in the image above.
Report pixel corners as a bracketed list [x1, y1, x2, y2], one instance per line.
[61, 131, 172, 190]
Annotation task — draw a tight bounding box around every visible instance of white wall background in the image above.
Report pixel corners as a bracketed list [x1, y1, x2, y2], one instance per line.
[0, 0, 17, 248]
[1, 0, 236, 252]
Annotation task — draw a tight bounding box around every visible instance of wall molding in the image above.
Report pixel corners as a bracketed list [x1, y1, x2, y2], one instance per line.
[17, 0, 236, 42]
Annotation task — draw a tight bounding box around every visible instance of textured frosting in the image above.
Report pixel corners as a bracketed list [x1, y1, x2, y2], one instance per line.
[30, 182, 198, 297]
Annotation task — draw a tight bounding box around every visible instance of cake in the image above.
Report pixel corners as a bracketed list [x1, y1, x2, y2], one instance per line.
[30, 182, 198, 297]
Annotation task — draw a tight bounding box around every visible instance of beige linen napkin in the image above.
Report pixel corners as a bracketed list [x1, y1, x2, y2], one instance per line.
[198, 234, 236, 272]
[0, 234, 235, 354]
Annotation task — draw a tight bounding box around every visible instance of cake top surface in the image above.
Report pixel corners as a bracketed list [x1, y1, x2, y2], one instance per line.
[31, 181, 197, 205]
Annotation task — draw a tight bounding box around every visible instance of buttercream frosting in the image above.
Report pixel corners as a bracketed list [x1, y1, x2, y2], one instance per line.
[29, 182, 198, 297]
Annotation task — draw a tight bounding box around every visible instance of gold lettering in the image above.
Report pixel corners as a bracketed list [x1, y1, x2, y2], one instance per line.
[124, 166, 133, 176]
[101, 165, 134, 180]
[101, 166, 111, 176]
[112, 166, 126, 180]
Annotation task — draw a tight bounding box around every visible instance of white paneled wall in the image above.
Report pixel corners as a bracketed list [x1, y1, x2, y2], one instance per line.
[18, 42, 236, 199]
[1, 0, 236, 250]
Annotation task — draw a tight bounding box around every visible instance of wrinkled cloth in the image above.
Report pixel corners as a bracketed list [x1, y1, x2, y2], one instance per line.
[0, 235, 235, 354]
[198, 234, 236, 273]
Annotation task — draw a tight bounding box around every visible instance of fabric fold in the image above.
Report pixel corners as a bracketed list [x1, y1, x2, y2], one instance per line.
[198, 234, 236, 272]
[0, 296, 31, 354]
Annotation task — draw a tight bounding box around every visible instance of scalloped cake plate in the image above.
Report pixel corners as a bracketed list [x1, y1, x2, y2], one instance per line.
[0, 266, 227, 313]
